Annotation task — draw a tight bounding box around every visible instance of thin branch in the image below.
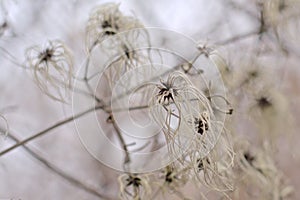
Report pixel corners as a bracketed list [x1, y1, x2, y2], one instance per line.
[4, 131, 113, 200]
[0, 46, 29, 69]
[110, 115, 131, 169]
[0, 105, 104, 157]
[106, 53, 184, 105]
[0, 101, 135, 177]
[215, 30, 260, 46]
[111, 105, 149, 112]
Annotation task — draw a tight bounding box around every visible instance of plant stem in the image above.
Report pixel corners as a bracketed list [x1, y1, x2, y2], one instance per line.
[5, 132, 113, 200]
[0, 105, 104, 157]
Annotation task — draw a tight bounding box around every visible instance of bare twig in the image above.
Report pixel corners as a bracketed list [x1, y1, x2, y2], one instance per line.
[110, 115, 131, 168]
[0, 105, 104, 157]
[215, 30, 260, 46]
[4, 131, 113, 200]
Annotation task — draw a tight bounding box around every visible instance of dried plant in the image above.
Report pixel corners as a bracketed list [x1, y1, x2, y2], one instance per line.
[0, 114, 8, 141]
[85, 3, 144, 52]
[118, 173, 151, 200]
[0, 1, 298, 200]
[25, 40, 73, 102]
[232, 139, 294, 200]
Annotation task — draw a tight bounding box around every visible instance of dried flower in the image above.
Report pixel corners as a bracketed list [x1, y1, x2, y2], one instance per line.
[190, 131, 235, 192]
[150, 71, 212, 129]
[248, 87, 291, 143]
[160, 165, 189, 189]
[86, 3, 144, 51]
[103, 40, 152, 88]
[233, 139, 294, 200]
[193, 112, 210, 136]
[25, 40, 73, 102]
[147, 71, 213, 159]
[238, 66, 264, 89]
[152, 165, 191, 199]
[118, 173, 151, 200]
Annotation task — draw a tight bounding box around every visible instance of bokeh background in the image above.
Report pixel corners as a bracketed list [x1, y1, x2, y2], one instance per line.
[0, 0, 299, 199]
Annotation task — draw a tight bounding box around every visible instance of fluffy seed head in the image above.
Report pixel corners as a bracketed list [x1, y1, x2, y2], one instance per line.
[25, 40, 73, 102]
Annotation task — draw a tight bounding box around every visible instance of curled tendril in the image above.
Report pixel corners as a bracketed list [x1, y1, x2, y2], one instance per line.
[147, 71, 214, 160]
[150, 71, 212, 131]
[188, 128, 235, 193]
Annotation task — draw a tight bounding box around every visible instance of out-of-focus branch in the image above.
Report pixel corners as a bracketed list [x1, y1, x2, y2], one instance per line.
[4, 131, 114, 200]
[0, 128, 112, 200]
[0, 105, 104, 157]
[215, 30, 260, 46]
[0, 102, 133, 173]
[110, 116, 131, 168]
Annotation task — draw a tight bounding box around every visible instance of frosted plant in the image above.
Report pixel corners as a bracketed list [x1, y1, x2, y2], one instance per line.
[118, 173, 151, 200]
[25, 40, 73, 102]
